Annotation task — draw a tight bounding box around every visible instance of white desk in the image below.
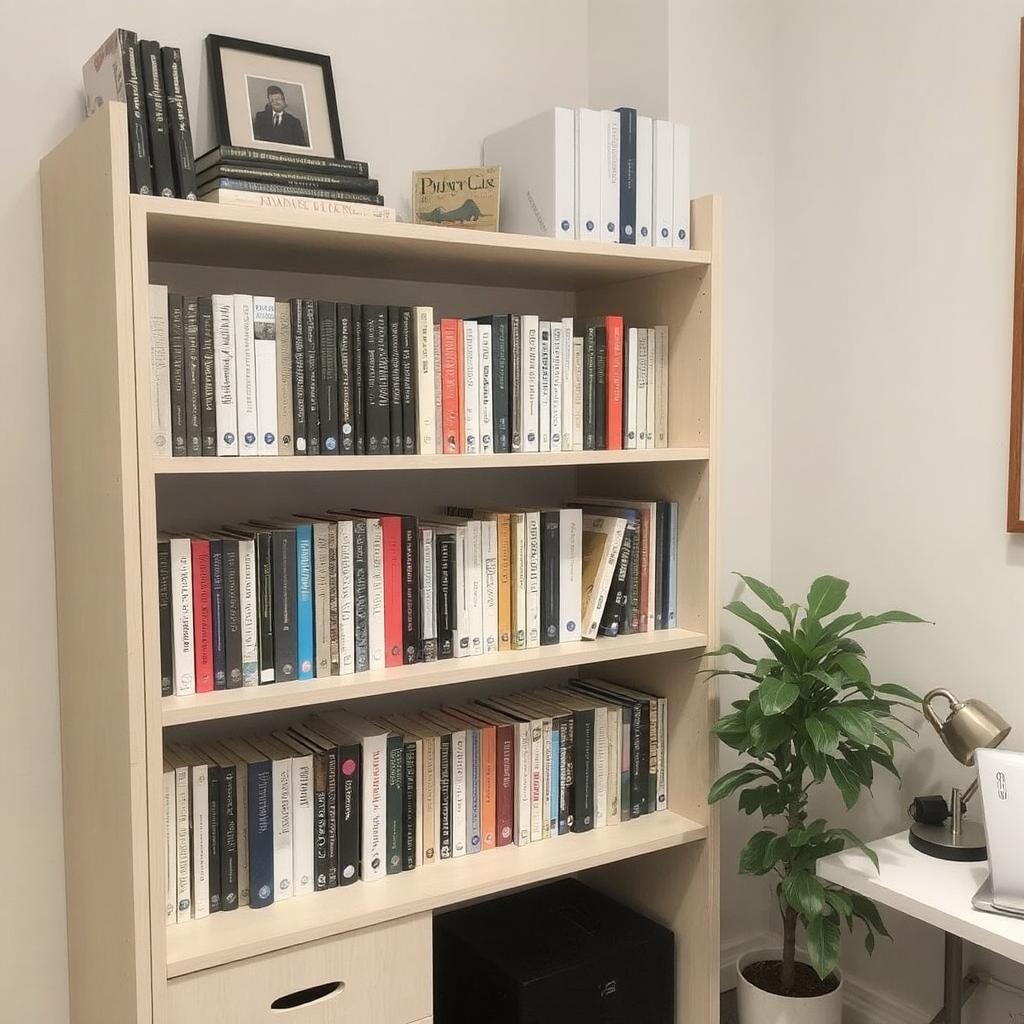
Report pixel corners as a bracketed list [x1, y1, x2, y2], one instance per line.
[818, 830, 1024, 1023]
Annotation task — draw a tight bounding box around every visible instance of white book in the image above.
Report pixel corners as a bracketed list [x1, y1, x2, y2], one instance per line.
[414, 306, 436, 454]
[523, 510, 541, 648]
[606, 705, 622, 824]
[625, 327, 639, 449]
[258, 740, 293, 901]
[655, 695, 669, 810]
[365, 518, 385, 671]
[465, 519, 484, 657]
[636, 115, 654, 246]
[521, 315, 540, 451]
[162, 765, 177, 924]
[237, 536, 259, 686]
[593, 706, 608, 829]
[252, 296, 278, 456]
[189, 761, 210, 918]
[560, 317, 574, 451]
[233, 295, 258, 455]
[538, 321, 551, 452]
[311, 522, 331, 678]
[550, 321, 563, 451]
[171, 761, 190, 918]
[148, 284, 171, 454]
[482, 107, 575, 240]
[572, 335, 584, 451]
[654, 325, 669, 447]
[478, 323, 494, 454]
[653, 120, 674, 247]
[528, 718, 544, 841]
[419, 526, 437, 661]
[432, 324, 443, 454]
[600, 109, 621, 244]
[451, 727, 467, 857]
[275, 734, 314, 896]
[514, 719, 531, 845]
[672, 123, 691, 249]
[168, 537, 194, 696]
[541, 717, 552, 840]
[510, 511, 527, 650]
[451, 523, 470, 659]
[581, 514, 628, 639]
[636, 328, 650, 450]
[559, 507, 583, 642]
[574, 107, 602, 241]
[212, 295, 238, 455]
[462, 319, 480, 454]
[481, 519, 499, 654]
[275, 301, 293, 455]
[337, 520, 355, 675]
[645, 326, 657, 446]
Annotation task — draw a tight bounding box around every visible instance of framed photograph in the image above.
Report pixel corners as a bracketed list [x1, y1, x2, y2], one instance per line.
[1010, 18, 1024, 531]
[206, 35, 344, 159]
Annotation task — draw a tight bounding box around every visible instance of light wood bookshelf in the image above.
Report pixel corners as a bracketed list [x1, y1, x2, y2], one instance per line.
[41, 103, 721, 1024]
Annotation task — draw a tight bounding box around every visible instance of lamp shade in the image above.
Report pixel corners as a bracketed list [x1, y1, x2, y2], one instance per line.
[922, 689, 1011, 766]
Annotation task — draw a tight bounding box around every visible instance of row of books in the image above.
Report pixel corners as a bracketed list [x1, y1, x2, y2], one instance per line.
[84, 29, 196, 199]
[159, 498, 679, 697]
[148, 288, 671, 458]
[164, 679, 668, 921]
[483, 106, 690, 247]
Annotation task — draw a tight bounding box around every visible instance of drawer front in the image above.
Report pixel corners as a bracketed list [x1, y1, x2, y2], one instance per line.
[167, 915, 431, 1024]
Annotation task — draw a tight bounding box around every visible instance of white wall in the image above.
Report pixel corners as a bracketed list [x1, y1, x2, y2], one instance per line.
[773, 1, 1024, 1018]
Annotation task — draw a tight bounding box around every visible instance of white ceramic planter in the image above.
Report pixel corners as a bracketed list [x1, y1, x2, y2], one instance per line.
[736, 948, 843, 1024]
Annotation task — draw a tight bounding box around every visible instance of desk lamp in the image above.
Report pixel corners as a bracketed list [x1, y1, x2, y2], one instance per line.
[908, 688, 1011, 862]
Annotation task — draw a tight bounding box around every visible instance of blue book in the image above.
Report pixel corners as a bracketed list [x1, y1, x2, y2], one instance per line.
[222, 738, 274, 908]
[294, 522, 315, 678]
[467, 727, 482, 854]
[666, 501, 678, 628]
[209, 538, 227, 690]
[615, 107, 638, 244]
[550, 724, 560, 836]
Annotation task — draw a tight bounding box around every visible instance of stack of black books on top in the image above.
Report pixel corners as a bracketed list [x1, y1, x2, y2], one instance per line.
[195, 147, 384, 207]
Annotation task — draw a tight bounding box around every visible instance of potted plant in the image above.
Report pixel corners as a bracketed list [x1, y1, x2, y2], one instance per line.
[708, 575, 926, 1023]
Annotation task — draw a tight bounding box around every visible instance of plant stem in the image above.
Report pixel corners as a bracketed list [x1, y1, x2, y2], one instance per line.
[781, 905, 798, 992]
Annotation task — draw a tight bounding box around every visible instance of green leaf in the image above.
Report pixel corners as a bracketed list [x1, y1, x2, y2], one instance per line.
[848, 610, 930, 632]
[823, 706, 875, 746]
[825, 889, 853, 917]
[828, 758, 863, 809]
[875, 682, 923, 704]
[781, 870, 828, 917]
[822, 611, 864, 637]
[865, 930, 876, 954]
[841, 747, 875, 785]
[871, 721, 912, 750]
[848, 892, 891, 938]
[806, 716, 841, 755]
[705, 643, 758, 665]
[759, 677, 800, 716]
[724, 600, 781, 640]
[806, 913, 841, 981]
[709, 766, 765, 804]
[738, 787, 767, 815]
[736, 574, 788, 615]
[739, 830, 777, 875]
[750, 714, 794, 752]
[801, 740, 828, 781]
[830, 829, 880, 871]
[807, 576, 850, 619]
[832, 652, 871, 684]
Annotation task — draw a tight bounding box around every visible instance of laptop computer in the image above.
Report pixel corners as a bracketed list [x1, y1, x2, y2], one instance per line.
[972, 748, 1024, 917]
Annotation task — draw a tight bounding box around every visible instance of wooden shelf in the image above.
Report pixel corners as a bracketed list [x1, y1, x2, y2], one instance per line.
[162, 628, 708, 726]
[151, 447, 710, 476]
[137, 194, 711, 290]
[165, 811, 705, 977]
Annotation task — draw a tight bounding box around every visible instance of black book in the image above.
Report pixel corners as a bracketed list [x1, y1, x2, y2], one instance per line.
[196, 164, 379, 194]
[582, 321, 598, 450]
[246, 753, 274, 908]
[594, 321, 607, 449]
[436, 531, 456, 660]
[254, 530, 274, 683]
[509, 314, 523, 452]
[291, 729, 331, 892]
[616, 107, 638, 244]
[209, 538, 227, 690]
[397, 307, 417, 453]
[351, 519, 370, 672]
[599, 519, 636, 637]
[138, 40, 175, 197]
[624, 519, 642, 635]
[120, 32, 152, 196]
[439, 732, 452, 858]
[194, 146, 369, 179]
[317, 301, 339, 454]
[160, 46, 197, 200]
[168, 294, 186, 457]
[183, 297, 201, 456]
[555, 715, 571, 835]
[655, 501, 670, 629]
[324, 741, 340, 888]
[198, 297, 217, 455]
[576, 681, 647, 817]
[385, 734, 404, 874]
[337, 740, 361, 885]
[196, 178, 385, 204]
[303, 301, 320, 455]
[571, 708, 595, 833]
[157, 540, 173, 696]
[206, 750, 239, 910]
[220, 536, 243, 689]
[351, 305, 366, 455]
[540, 510, 560, 646]
[402, 739, 417, 871]
[401, 515, 419, 664]
[386, 307, 404, 454]
[561, 711, 576, 831]
[290, 299, 308, 454]
[336, 303, 355, 455]
[268, 528, 297, 681]
[206, 762, 221, 913]
[362, 305, 390, 454]
[483, 314, 511, 453]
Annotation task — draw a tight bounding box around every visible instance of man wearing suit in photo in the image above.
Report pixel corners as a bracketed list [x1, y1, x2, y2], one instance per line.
[252, 85, 308, 146]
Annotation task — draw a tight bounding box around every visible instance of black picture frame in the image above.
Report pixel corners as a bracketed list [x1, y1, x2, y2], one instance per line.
[206, 34, 345, 159]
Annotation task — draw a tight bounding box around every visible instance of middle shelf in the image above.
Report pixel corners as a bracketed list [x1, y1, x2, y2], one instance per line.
[162, 627, 707, 726]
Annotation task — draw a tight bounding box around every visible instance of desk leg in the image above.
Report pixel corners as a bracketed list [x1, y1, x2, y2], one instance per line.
[926, 933, 980, 1024]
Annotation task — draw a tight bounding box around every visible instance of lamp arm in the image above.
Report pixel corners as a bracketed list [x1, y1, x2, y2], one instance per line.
[922, 688, 960, 734]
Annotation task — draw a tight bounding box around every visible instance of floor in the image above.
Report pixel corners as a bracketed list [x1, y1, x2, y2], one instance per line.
[721, 989, 739, 1023]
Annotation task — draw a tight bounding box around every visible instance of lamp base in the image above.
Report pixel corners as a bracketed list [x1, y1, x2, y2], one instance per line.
[908, 820, 987, 862]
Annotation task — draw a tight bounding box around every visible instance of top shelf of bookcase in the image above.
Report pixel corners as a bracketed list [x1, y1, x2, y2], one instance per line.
[133, 195, 712, 291]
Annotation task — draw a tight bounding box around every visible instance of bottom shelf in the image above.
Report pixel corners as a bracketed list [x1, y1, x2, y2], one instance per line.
[166, 810, 706, 977]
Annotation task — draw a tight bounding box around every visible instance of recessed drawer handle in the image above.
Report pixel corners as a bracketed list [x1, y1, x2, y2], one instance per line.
[271, 981, 344, 1012]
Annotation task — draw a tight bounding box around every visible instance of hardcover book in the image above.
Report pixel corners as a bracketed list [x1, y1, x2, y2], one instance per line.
[412, 166, 500, 231]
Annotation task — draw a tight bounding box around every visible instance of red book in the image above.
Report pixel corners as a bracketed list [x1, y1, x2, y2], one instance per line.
[604, 315, 624, 450]
[190, 538, 214, 693]
[378, 515, 405, 667]
[440, 318, 462, 453]
[493, 723, 515, 847]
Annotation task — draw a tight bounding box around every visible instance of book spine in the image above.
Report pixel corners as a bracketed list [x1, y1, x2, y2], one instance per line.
[636, 115, 653, 244]
[190, 762, 210, 918]
[540, 511, 560, 645]
[490, 316, 510, 453]
[606, 706, 621, 823]
[466, 521, 484, 657]
[514, 722, 531, 846]
[636, 328, 650, 450]
[290, 299, 307, 453]
[197, 297, 216, 455]
[550, 321, 563, 451]
[120, 34, 153, 195]
[645, 326, 656, 446]
[310, 750, 329, 890]
[271, 756, 292, 901]
[218, 763, 239, 909]
[317, 301, 339, 453]
[572, 333, 584, 451]
[386, 307, 404, 454]
[432, 324, 443, 453]
[495, 724, 515, 846]
[209, 539, 226, 690]
[271, 531, 297, 681]
[160, 47, 197, 200]
[401, 515, 420, 664]
[352, 521, 370, 672]
[583, 323, 597, 450]
[366, 520, 386, 670]
[599, 519, 635, 637]
[439, 733, 452, 858]
[625, 327, 638, 448]
[169, 537, 194, 695]
[158, 541, 173, 696]
[436, 533, 455, 660]
[198, 164, 379, 191]
[338, 742, 361, 885]
[419, 527, 438, 663]
[290, 753, 314, 896]
[656, 696, 668, 810]
[655, 324, 669, 447]
[352, 305, 366, 455]
[422, 736, 437, 864]
[466, 729, 481, 854]
[199, 178, 385, 204]
[594, 322, 607, 448]
[440, 318, 461, 453]
[672, 123, 691, 247]
[148, 284, 171, 454]
[234, 757, 249, 904]
[481, 519, 498, 655]
[234, 295, 258, 456]
[560, 317, 574, 451]
[397, 307, 417, 453]
[198, 146, 369, 176]
[451, 730, 467, 857]
[361, 736, 387, 881]
[522, 315, 539, 451]
[510, 513, 527, 650]
[625, 516, 642, 634]
[402, 740, 417, 869]
[163, 768, 176, 923]
[242, 533, 263, 685]
[182, 297, 201, 456]
[363, 306, 390, 454]
[294, 525, 314, 678]
[529, 720, 544, 842]
[616, 107, 637, 243]
[221, 539, 243, 688]
[452, 527, 469, 658]
[509, 315, 522, 452]
[380, 517, 404, 668]
[252, 297, 278, 455]
[572, 709, 596, 832]
[168, 294, 186, 456]
[173, 765, 191, 917]
[605, 315, 624, 449]
[312, 524, 331, 677]
[478, 725, 496, 850]
[337, 521, 355, 674]
[538, 322, 551, 452]
[601, 108, 620, 243]
[414, 306, 436, 454]
[139, 40, 175, 197]
[524, 512, 540, 649]
[336, 303, 355, 454]
[559, 508, 582, 642]
[247, 760, 275, 907]
[667, 501, 679, 627]
[303, 300, 320, 455]
[324, 745, 339, 887]
[478, 323, 493, 453]
[237, 538, 259, 685]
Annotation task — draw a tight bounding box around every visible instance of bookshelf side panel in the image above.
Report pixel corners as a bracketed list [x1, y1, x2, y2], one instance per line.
[40, 104, 152, 1023]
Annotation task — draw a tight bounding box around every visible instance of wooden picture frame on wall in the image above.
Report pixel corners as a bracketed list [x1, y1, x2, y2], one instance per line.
[1009, 18, 1024, 531]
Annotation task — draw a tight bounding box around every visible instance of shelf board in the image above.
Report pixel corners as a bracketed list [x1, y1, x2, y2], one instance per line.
[137, 195, 711, 291]
[162, 628, 708, 726]
[166, 810, 705, 977]
[150, 447, 709, 476]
